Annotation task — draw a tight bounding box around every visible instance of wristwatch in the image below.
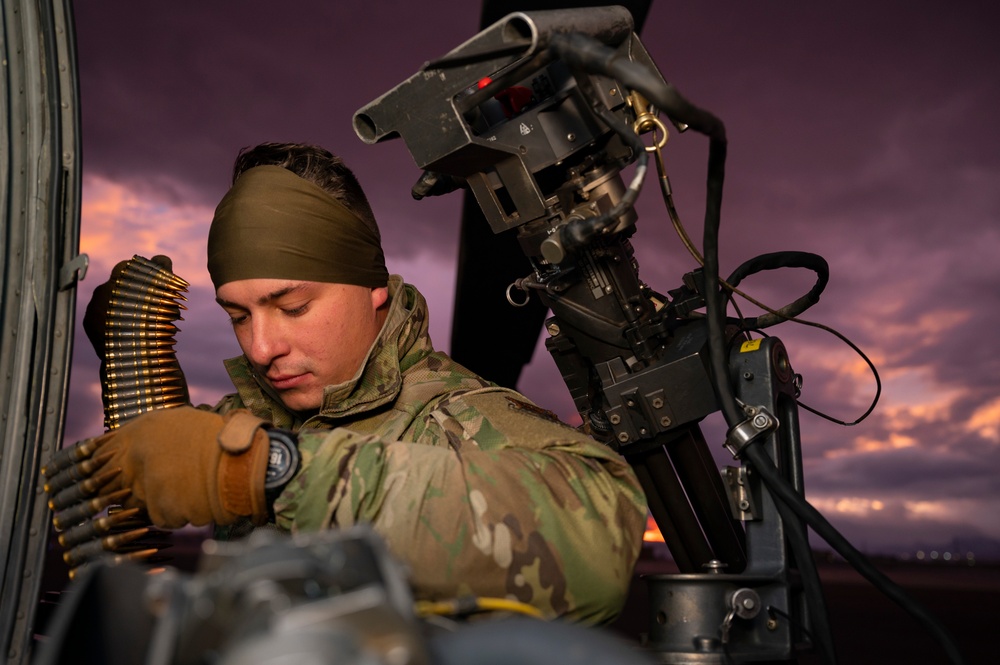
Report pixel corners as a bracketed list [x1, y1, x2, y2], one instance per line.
[264, 428, 300, 502]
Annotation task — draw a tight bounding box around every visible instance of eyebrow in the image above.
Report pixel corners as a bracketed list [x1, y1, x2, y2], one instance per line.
[215, 283, 310, 309]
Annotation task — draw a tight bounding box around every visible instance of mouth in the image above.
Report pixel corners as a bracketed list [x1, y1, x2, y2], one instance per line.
[266, 373, 309, 391]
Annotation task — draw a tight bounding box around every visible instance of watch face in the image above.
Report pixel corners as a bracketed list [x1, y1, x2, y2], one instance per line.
[266, 431, 299, 489]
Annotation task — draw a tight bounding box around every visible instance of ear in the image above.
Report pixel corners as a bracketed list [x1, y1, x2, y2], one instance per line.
[371, 286, 389, 310]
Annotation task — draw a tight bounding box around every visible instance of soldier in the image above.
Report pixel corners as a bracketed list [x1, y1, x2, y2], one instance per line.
[49, 142, 647, 624]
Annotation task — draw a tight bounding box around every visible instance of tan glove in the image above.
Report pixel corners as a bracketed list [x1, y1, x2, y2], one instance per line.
[44, 406, 270, 529]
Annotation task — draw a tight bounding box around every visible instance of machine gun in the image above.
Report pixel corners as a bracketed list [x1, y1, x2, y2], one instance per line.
[354, 6, 966, 664]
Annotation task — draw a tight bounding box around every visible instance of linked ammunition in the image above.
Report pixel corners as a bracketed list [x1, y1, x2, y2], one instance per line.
[111, 282, 188, 304]
[62, 527, 151, 567]
[104, 356, 182, 372]
[105, 347, 180, 361]
[110, 282, 188, 304]
[121, 268, 186, 291]
[67, 548, 159, 580]
[126, 255, 190, 288]
[103, 375, 186, 393]
[106, 401, 185, 425]
[103, 385, 186, 402]
[117, 260, 187, 287]
[104, 366, 184, 381]
[57, 507, 143, 549]
[51, 488, 131, 530]
[43, 451, 114, 495]
[107, 292, 186, 312]
[105, 392, 180, 411]
[109, 288, 185, 306]
[47, 467, 121, 512]
[103, 319, 178, 332]
[42, 437, 108, 478]
[103, 328, 180, 341]
[104, 338, 178, 352]
[113, 269, 188, 295]
[105, 308, 182, 324]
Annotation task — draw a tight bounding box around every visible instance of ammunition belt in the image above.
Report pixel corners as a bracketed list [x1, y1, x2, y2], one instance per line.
[102, 255, 190, 429]
[44, 256, 191, 579]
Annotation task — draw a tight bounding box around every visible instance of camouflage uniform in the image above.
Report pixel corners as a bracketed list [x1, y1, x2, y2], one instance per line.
[210, 276, 647, 624]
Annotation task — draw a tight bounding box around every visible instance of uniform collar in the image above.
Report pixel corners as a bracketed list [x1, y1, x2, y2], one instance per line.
[223, 275, 434, 422]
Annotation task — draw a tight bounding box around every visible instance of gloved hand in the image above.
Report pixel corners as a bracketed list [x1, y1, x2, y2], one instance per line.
[43, 406, 271, 529]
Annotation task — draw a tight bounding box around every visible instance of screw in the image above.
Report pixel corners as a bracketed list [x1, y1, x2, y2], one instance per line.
[660, 416, 672, 427]
[651, 397, 664, 409]
[617, 432, 630, 443]
[609, 414, 621, 425]
[703, 560, 726, 573]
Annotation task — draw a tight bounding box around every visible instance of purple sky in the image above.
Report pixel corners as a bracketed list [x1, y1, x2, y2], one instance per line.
[65, 1, 1000, 557]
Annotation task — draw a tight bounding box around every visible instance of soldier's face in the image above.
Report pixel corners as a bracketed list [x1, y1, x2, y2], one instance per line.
[216, 278, 389, 412]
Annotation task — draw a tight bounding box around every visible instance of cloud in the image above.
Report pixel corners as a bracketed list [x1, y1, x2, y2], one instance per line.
[80, 175, 216, 286]
[807, 494, 1000, 555]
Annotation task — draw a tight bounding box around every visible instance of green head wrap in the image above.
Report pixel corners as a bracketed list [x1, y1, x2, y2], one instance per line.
[207, 165, 388, 289]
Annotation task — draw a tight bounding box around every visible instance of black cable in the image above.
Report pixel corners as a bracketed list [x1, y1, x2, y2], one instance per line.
[788, 317, 882, 426]
[741, 441, 969, 665]
[725, 251, 829, 329]
[733, 318, 882, 427]
[769, 483, 838, 665]
[699, 137, 743, 427]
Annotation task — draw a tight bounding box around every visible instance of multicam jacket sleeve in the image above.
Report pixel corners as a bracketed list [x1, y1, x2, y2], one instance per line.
[273, 387, 646, 624]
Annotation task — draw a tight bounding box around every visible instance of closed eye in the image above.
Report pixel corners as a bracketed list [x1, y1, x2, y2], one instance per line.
[281, 302, 309, 317]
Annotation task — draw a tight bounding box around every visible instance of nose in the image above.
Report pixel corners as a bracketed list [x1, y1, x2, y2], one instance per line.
[245, 313, 290, 368]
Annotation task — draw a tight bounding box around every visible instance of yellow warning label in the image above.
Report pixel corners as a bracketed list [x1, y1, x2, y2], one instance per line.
[740, 339, 762, 353]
